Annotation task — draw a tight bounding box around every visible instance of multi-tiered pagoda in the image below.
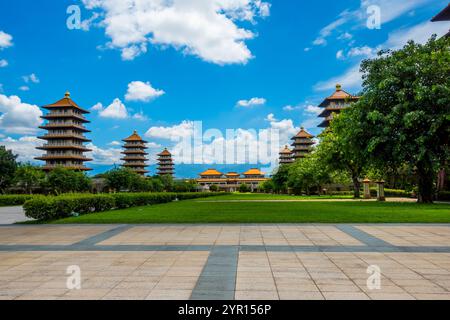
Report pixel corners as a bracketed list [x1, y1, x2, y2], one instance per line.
[36, 92, 92, 171]
[291, 127, 315, 160]
[279, 145, 294, 165]
[121, 131, 149, 175]
[318, 84, 359, 128]
[157, 148, 174, 177]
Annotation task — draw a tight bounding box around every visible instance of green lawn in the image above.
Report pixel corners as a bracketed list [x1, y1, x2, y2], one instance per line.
[195, 193, 356, 201]
[50, 199, 450, 224]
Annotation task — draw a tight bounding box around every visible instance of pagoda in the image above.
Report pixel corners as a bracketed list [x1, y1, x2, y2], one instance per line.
[157, 148, 175, 177]
[121, 131, 149, 175]
[36, 92, 92, 171]
[318, 84, 359, 128]
[291, 127, 315, 160]
[279, 145, 294, 165]
[431, 3, 450, 37]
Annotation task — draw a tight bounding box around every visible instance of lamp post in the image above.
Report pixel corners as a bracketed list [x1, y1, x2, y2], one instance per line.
[363, 178, 371, 199]
[376, 180, 386, 202]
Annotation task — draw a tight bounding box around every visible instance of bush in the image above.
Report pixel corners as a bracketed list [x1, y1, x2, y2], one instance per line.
[437, 191, 450, 201]
[23, 192, 229, 220]
[0, 194, 35, 206]
[370, 188, 412, 198]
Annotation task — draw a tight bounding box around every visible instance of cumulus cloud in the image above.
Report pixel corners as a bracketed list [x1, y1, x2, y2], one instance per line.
[145, 120, 195, 141]
[305, 105, 322, 115]
[0, 31, 13, 49]
[0, 59, 8, 68]
[125, 81, 165, 102]
[97, 98, 128, 119]
[0, 94, 43, 134]
[22, 73, 40, 84]
[236, 97, 266, 108]
[0, 136, 41, 163]
[85, 142, 123, 165]
[81, 0, 270, 64]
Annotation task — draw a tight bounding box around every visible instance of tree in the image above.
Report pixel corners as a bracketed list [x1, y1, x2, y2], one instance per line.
[287, 154, 331, 195]
[0, 146, 18, 194]
[271, 165, 290, 193]
[104, 167, 143, 192]
[259, 179, 275, 193]
[209, 184, 219, 192]
[46, 167, 91, 194]
[354, 36, 450, 202]
[316, 109, 368, 198]
[238, 183, 250, 193]
[14, 164, 45, 194]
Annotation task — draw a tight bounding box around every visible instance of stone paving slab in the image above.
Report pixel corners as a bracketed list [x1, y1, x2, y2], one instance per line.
[0, 206, 32, 224]
[0, 224, 449, 300]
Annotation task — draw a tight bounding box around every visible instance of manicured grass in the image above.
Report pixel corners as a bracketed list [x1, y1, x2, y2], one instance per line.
[195, 193, 356, 201]
[50, 200, 450, 224]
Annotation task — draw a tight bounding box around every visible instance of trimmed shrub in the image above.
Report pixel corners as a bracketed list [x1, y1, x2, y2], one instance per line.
[370, 188, 412, 198]
[0, 194, 35, 206]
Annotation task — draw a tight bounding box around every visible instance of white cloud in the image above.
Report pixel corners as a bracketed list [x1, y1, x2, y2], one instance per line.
[305, 105, 322, 115]
[265, 113, 277, 122]
[0, 136, 41, 163]
[108, 140, 121, 146]
[22, 73, 40, 84]
[0, 31, 13, 49]
[348, 45, 376, 57]
[283, 105, 301, 112]
[86, 142, 122, 165]
[237, 97, 266, 108]
[98, 98, 128, 119]
[338, 32, 353, 40]
[336, 50, 344, 60]
[0, 94, 43, 134]
[19, 86, 30, 91]
[125, 81, 165, 102]
[91, 102, 104, 111]
[0, 59, 8, 68]
[314, 64, 362, 92]
[145, 120, 195, 141]
[81, 0, 270, 64]
[132, 112, 149, 121]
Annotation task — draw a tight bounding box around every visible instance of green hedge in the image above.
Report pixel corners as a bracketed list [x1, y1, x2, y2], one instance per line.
[370, 188, 412, 198]
[0, 195, 36, 206]
[23, 192, 227, 220]
[437, 191, 450, 201]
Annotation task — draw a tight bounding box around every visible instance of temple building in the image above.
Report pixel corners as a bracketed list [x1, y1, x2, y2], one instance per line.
[121, 131, 149, 175]
[36, 92, 92, 171]
[157, 148, 175, 177]
[318, 84, 359, 128]
[197, 168, 268, 192]
[291, 127, 315, 160]
[432, 3, 450, 37]
[279, 145, 294, 165]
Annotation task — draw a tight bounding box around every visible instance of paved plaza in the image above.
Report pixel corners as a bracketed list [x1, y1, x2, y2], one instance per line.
[0, 224, 450, 300]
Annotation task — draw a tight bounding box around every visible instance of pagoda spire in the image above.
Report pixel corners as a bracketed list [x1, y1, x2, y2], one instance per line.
[290, 127, 315, 160]
[157, 148, 174, 177]
[121, 131, 149, 175]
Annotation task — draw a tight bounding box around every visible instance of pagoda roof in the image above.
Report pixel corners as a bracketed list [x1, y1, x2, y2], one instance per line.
[158, 148, 172, 156]
[123, 131, 148, 143]
[243, 168, 264, 176]
[225, 172, 240, 177]
[43, 92, 90, 113]
[432, 4, 450, 21]
[319, 84, 359, 107]
[279, 145, 292, 154]
[292, 127, 314, 139]
[200, 169, 223, 176]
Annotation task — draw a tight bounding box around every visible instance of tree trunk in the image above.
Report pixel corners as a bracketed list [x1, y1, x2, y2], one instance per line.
[352, 175, 361, 199]
[417, 161, 434, 203]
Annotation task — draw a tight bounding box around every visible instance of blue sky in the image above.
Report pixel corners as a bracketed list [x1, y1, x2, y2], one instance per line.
[0, 0, 449, 177]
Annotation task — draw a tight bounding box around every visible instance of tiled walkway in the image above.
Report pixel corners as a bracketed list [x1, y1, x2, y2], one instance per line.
[0, 224, 450, 300]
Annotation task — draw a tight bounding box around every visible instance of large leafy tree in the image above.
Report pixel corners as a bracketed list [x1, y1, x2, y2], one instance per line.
[287, 154, 331, 195]
[0, 146, 18, 193]
[104, 167, 143, 192]
[46, 167, 92, 194]
[354, 36, 450, 203]
[14, 164, 46, 194]
[271, 164, 290, 193]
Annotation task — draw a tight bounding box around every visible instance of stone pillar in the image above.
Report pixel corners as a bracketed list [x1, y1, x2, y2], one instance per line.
[376, 180, 385, 202]
[363, 178, 371, 199]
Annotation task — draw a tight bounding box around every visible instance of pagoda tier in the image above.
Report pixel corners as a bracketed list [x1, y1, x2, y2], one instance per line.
[157, 148, 175, 176]
[291, 127, 315, 160]
[279, 145, 294, 165]
[318, 84, 359, 128]
[35, 92, 92, 171]
[121, 131, 149, 175]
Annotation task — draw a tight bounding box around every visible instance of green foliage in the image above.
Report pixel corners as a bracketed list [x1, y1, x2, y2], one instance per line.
[13, 164, 46, 194]
[369, 188, 412, 198]
[354, 36, 450, 202]
[287, 154, 331, 195]
[173, 179, 198, 192]
[271, 165, 290, 193]
[259, 179, 275, 193]
[46, 167, 92, 194]
[104, 167, 142, 192]
[0, 194, 35, 206]
[209, 184, 219, 192]
[238, 183, 250, 193]
[437, 191, 450, 201]
[0, 146, 18, 194]
[23, 192, 228, 220]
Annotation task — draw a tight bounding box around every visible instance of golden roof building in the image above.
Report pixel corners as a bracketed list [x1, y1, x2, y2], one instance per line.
[197, 168, 268, 192]
[121, 131, 149, 175]
[157, 148, 175, 177]
[279, 145, 294, 165]
[36, 92, 92, 171]
[318, 84, 359, 128]
[291, 127, 315, 160]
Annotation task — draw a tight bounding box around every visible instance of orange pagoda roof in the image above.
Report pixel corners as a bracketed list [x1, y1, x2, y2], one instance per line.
[319, 84, 359, 107]
[123, 130, 148, 143]
[292, 127, 314, 139]
[43, 92, 90, 113]
[243, 168, 264, 176]
[158, 148, 172, 156]
[279, 145, 292, 154]
[225, 172, 240, 177]
[200, 169, 223, 176]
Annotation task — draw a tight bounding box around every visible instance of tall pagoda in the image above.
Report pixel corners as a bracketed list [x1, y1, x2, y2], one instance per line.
[121, 131, 149, 175]
[36, 92, 92, 171]
[279, 145, 294, 165]
[318, 84, 359, 128]
[157, 148, 175, 177]
[291, 127, 315, 160]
